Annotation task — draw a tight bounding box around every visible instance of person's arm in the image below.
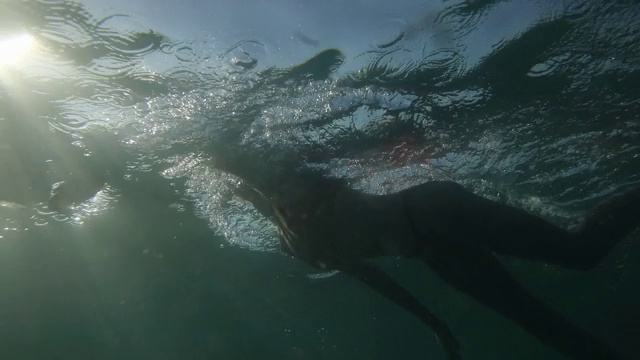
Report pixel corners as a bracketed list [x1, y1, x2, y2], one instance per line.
[338, 260, 461, 360]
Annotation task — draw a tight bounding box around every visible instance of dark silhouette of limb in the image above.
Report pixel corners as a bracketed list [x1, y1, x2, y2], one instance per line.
[401, 181, 640, 270]
[419, 242, 620, 359]
[338, 261, 461, 360]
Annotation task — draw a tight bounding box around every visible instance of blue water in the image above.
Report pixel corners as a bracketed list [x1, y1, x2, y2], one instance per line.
[1, 0, 639, 359]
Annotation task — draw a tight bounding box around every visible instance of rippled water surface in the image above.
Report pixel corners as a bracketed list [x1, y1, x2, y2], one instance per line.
[1, 0, 639, 359]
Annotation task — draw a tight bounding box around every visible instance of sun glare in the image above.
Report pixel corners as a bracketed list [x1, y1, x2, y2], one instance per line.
[0, 34, 35, 66]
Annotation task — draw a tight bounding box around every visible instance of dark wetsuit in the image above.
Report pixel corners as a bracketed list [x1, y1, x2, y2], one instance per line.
[401, 181, 637, 270]
[212, 150, 639, 359]
[44, 139, 638, 358]
[399, 181, 640, 359]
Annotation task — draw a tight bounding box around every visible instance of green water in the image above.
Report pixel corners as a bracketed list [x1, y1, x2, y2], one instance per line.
[1, 0, 639, 359]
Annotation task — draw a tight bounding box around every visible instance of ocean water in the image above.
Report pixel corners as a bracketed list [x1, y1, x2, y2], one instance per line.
[1, 0, 639, 359]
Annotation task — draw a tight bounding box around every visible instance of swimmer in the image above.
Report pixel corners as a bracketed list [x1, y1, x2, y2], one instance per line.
[226, 163, 638, 360]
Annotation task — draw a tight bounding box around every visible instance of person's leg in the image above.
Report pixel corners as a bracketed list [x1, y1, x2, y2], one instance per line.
[339, 261, 461, 360]
[420, 243, 620, 359]
[401, 181, 640, 270]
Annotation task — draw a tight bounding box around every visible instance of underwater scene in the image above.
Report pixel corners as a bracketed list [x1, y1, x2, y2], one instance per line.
[1, 0, 639, 359]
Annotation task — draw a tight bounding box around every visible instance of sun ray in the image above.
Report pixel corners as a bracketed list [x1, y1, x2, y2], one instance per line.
[0, 33, 35, 66]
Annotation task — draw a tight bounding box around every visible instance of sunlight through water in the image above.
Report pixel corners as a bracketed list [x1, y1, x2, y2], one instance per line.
[0, 33, 35, 67]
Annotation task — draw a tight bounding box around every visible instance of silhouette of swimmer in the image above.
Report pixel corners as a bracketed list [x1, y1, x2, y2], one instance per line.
[227, 163, 639, 360]
[47, 147, 638, 359]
